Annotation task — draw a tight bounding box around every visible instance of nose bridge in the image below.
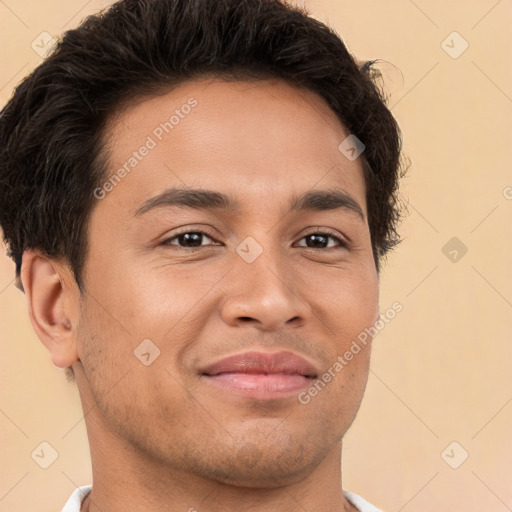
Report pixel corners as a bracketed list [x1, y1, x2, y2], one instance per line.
[220, 231, 310, 330]
[239, 234, 292, 295]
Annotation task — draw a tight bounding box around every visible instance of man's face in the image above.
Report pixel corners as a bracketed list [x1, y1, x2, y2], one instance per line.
[74, 78, 379, 486]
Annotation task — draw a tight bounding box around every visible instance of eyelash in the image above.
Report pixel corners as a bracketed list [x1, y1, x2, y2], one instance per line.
[161, 228, 349, 251]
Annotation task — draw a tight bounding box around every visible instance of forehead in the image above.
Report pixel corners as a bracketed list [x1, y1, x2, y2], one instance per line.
[98, 78, 367, 218]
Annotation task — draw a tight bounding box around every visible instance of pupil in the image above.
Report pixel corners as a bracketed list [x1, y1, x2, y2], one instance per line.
[181, 232, 202, 247]
[308, 234, 327, 248]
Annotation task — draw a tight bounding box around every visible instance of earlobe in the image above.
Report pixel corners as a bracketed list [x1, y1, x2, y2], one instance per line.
[20, 250, 80, 368]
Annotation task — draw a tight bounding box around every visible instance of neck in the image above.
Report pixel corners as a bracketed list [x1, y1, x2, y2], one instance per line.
[80, 424, 357, 512]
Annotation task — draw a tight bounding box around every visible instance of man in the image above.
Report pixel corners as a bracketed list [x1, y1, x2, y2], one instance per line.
[0, 0, 403, 510]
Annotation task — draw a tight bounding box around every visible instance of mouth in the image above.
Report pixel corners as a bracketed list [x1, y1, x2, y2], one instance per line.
[199, 350, 319, 400]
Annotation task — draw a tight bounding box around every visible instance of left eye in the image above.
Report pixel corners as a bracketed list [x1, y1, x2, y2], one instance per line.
[295, 233, 347, 249]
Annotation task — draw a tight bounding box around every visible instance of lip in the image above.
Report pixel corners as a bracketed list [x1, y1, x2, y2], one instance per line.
[199, 350, 320, 400]
[199, 350, 319, 378]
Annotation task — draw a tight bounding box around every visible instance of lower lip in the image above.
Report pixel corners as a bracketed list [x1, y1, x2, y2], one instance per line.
[202, 373, 313, 399]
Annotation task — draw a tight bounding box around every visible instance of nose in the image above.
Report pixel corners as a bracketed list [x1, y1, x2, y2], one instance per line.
[219, 243, 312, 332]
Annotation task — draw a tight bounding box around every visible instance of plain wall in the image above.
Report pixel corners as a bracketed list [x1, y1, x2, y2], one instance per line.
[1, 1, 511, 510]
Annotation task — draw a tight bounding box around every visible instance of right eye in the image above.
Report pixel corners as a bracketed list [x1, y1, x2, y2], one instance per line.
[161, 230, 222, 250]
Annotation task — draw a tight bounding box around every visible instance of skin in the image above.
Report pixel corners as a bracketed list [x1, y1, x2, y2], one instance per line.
[21, 77, 380, 512]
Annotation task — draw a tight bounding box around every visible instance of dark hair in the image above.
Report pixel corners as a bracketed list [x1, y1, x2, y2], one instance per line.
[0, 0, 404, 294]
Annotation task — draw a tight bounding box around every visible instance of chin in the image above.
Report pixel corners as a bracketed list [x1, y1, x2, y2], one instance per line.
[182, 438, 327, 488]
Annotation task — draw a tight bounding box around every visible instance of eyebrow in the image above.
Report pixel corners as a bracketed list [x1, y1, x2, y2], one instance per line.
[134, 187, 365, 220]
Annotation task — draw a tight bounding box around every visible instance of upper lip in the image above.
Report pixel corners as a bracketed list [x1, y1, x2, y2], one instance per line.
[199, 350, 319, 378]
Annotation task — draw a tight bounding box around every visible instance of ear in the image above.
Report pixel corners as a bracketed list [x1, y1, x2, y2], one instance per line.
[20, 249, 81, 368]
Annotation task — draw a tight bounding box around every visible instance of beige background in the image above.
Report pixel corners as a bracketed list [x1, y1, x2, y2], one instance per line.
[1, 1, 511, 510]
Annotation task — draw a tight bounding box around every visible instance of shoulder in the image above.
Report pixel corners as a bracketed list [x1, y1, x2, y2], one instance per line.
[61, 485, 92, 512]
[343, 490, 384, 512]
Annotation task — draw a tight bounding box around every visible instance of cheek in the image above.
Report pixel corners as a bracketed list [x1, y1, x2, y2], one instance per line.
[82, 251, 181, 341]
[340, 274, 379, 335]
[76, 261, 158, 393]
[76, 301, 130, 385]
[302, 260, 379, 339]
[76, 298, 183, 427]
[113, 266, 218, 348]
